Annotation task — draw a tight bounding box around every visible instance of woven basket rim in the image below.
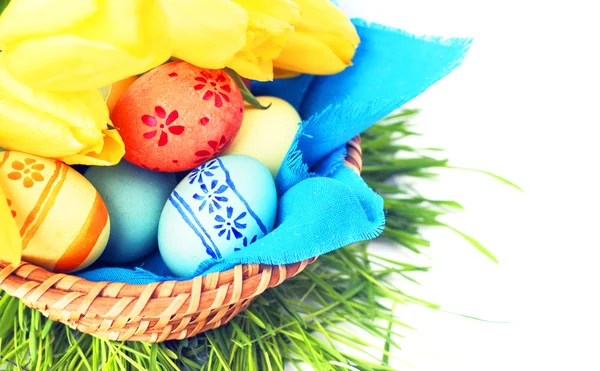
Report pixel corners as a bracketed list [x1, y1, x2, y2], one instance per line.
[0, 136, 363, 342]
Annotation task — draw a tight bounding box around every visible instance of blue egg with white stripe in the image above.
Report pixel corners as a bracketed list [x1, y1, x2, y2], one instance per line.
[158, 154, 277, 277]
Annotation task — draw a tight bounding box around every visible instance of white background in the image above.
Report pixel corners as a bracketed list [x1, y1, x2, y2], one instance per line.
[337, 1, 600, 370]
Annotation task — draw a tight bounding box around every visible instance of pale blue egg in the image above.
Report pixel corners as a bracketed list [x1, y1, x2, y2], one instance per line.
[158, 155, 277, 277]
[84, 161, 177, 263]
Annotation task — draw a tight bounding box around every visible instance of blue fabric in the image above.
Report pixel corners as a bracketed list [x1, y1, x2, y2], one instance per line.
[76, 19, 471, 284]
[252, 74, 315, 112]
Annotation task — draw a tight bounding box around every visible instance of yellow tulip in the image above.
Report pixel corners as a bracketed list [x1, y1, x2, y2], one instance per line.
[0, 184, 21, 267]
[274, 0, 360, 75]
[0, 0, 352, 93]
[158, 0, 247, 72]
[0, 0, 171, 92]
[0, 56, 125, 166]
[0, 0, 309, 91]
[227, 0, 300, 81]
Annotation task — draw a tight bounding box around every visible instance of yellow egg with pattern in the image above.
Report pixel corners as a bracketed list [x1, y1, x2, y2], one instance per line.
[0, 151, 110, 273]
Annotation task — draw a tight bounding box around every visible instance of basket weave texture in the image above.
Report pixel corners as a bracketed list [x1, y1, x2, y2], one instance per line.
[0, 136, 363, 342]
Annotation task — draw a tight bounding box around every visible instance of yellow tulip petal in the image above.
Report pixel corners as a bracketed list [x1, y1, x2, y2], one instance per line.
[0, 57, 124, 164]
[273, 0, 359, 75]
[0, 98, 91, 158]
[309, 32, 359, 67]
[159, 0, 247, 69]
[226, 0, 300, 81]
[273, 67, 301, 79]
[59, 126, 125, 166]
[74, 0, 172, 74]
[292, 0, 360, 53]
[0, 185, 22, 267]
[274, 31, 349, 75]
[1, 0, 170, 91]
[232, 0, 300, 24]
[227, 11, 294, 81]
[0, 0, 97, 45]
[227, 50, 274, 82]
[247, 13, 295, 60]
[4, 35, 164, 91]
[0, 56, 109, 130]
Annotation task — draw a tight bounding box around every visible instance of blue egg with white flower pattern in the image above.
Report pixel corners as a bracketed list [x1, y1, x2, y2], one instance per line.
[158, 154, 277, 277]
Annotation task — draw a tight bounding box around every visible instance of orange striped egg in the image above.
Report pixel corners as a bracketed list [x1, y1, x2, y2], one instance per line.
[0, 151, 110, 273]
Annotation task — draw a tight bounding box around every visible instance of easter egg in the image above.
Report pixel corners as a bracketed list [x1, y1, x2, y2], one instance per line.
[0, 151, 110, 273]
[223, 96, 300, 177]
[84, 160, 177, 264]
[158, 155, 277, 277]
[111, 61, 244, 172]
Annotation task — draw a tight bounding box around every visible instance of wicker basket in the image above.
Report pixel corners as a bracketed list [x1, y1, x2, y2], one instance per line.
[0, 136, 363, 343]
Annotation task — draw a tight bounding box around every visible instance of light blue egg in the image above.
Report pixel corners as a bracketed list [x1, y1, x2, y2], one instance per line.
[84, 161, 177, 263]
[158, 155, 277, 277]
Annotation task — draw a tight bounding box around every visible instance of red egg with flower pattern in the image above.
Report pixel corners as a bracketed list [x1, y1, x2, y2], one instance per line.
[110, 61, 244, 172]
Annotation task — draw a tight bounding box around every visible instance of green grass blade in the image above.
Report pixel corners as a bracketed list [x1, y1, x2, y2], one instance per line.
[447, 166, 523, 192]
[444, 224, 499, 263]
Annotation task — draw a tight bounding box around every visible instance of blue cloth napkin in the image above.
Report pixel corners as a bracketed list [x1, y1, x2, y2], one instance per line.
[76, 19, 471, 284]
